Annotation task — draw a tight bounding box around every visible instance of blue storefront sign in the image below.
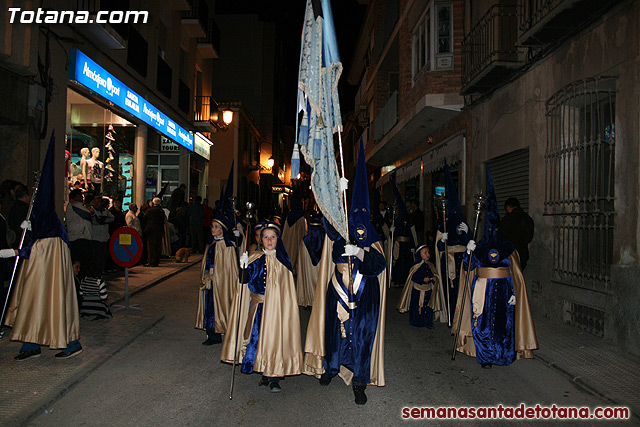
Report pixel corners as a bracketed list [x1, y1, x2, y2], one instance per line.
[68, 49, 194, 151]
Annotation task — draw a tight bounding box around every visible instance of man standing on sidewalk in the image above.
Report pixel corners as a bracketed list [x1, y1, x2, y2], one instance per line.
[144, 198, 165, 267]
[501, 197, 534, 270]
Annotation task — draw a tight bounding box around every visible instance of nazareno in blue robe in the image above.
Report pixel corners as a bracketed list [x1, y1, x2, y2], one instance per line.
[323, 239, 386, 384]
[436, 222, 471, 321]
[408, 262, 435, 328]
[240, 235, 295, 375]
[464, 242, 517, 366]
[203, 236, 235, 331]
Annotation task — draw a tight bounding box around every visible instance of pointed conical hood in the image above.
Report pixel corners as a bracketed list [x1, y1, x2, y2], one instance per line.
[30, 131, 69, 245]
[390, 174, 414, 246]
[443, 160, 470, 245]
[349, 139, 379, 247]
[213, 161, 235, 238]
[474, 166, 514, 265]
[287, 182, 304, 226]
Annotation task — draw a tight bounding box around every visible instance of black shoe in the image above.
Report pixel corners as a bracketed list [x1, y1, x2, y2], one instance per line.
[269, 380, 281, 393]
[481, 363, 492, 369]
[319, 373, 332, 386]
[15, 349, 41, 361]
[202, 333, 222, 345]
[258, 376, 270, 388]
[55, 348, 83, 359]
[353, 384, 367, 405]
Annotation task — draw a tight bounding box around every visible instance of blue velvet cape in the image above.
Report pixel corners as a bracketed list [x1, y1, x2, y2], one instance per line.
[323, 239, 386, 383]
[303, 225, 326, 266]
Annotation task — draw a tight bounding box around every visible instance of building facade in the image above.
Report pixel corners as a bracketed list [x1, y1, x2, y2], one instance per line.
[0, 0, 220, 212]
[350, 0, 639, 354]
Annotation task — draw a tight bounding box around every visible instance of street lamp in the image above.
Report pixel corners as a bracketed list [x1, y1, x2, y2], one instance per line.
[267, 156, 275, 168]
[222, 110, 234, 125]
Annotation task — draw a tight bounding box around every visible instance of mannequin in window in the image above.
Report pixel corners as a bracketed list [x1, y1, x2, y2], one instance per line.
[79, 148, 90, 191]
[86, 147, 103, 194]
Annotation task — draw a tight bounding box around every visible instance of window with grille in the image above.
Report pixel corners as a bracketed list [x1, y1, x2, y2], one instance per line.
[544, 77, 616, 292]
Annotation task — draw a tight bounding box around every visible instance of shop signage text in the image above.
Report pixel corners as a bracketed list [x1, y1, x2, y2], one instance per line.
[69, 49, 194, 151]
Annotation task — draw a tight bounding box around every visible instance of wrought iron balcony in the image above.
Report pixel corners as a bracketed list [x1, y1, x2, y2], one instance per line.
[518, 0, 624, 46]
[181, 0, 208, 38]
[193, 96, 218, 132]
[197, 19, 221, 59]
[460, 4, 524, 95]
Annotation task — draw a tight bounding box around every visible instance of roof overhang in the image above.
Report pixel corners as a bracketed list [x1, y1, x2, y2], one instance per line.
[366, 93, 463, 167]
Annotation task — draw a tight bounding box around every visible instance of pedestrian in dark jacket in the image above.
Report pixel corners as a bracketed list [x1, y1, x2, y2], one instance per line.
[144, 198, 166, 267]
[501, 197, 535, 270]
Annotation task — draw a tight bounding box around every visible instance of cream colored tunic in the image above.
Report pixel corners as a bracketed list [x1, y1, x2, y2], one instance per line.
[195, 240, 239, 334]
[5, 237, 80, 349]
[221, 250, 303, 377]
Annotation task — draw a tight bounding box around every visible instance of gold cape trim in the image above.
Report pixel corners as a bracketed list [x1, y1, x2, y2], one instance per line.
[195, 241, 239, 333]
[282, 217, 307, 272]
[221, 251, 303, 377]
[397, 260, 441, 315]
[451, 251, 539, 360]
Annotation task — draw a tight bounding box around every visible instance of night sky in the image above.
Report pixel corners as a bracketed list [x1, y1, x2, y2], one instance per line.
[215, 0, 367, 123]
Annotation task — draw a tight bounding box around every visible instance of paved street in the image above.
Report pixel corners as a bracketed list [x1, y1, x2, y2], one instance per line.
[1, 262, 635, 426]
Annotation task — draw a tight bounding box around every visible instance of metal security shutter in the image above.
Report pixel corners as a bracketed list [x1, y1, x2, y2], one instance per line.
[486, 148, 530, 216]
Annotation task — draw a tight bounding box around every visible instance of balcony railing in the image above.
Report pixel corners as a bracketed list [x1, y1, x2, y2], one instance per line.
[197, 19, 221, 59]
[461, 4, 522, 94]
[373, 91, 398, 143]
[518, 0, 624, 46]
[182, 0, 208, 29]
[193, 96, 217, 123]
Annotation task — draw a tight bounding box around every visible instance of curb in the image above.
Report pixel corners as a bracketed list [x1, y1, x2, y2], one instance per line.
[109, 258, 201, 306]
[534, 353, 639, 421]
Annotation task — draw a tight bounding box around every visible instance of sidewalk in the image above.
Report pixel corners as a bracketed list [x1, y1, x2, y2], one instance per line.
[0, 255, 202, 427]
[533, 314, 639, 419]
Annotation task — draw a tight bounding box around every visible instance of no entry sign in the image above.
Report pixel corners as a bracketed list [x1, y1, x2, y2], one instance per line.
[109, 227, 143, 268]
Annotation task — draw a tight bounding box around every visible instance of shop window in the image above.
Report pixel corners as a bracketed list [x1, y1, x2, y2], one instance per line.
[67, 89, 136, 206]
[160, 155, 180, 165]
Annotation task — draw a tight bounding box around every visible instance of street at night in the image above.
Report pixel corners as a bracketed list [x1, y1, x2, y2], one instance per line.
[0, 260, 635, 425]
[1, 0, 639, 425]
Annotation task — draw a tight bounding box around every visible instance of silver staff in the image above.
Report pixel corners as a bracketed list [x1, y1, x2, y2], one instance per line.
[439, 197, 452, 327]
[451, 193, 485, 361]
[387, 204, 397, 288]
[229, 201, 255, 400]
[1, 173, 40, 328]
